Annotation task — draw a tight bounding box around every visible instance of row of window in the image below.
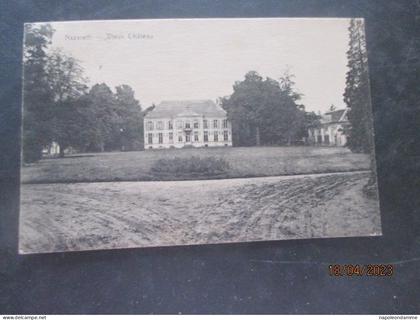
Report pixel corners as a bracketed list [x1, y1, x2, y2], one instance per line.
[315, 135, 331, 144]
[147, 131, 230, 144]
[146, 119, 228, 131]
[146, 130, 227, 137]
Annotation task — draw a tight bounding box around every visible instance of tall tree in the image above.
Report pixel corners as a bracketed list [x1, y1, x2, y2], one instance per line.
[114, 85, 144, 151]
[46, 49, 89, 156]
[221, 71, 265, 146]
[22, 23, 54, 162]
[343, 18, 374, 153]
[221, 71, 305, 146]
[84, 83, 120, 152]
[277, 72, 305, 144]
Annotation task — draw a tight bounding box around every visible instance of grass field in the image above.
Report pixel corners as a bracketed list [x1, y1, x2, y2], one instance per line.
[21, 146, 371, 183]
[19, 171, 381, 253]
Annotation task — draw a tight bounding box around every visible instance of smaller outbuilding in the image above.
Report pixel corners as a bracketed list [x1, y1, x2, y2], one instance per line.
[307, 108, 349, 147]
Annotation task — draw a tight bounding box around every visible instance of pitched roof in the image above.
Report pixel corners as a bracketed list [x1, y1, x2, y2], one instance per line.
[145, 100, 226, 119]
[323, 109, 348, 123]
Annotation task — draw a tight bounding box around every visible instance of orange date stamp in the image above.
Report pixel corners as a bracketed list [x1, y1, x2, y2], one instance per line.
[328, 264, 394, 277]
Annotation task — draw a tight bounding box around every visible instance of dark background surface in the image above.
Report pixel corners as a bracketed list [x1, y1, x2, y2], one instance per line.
[0, 0, 419, 314]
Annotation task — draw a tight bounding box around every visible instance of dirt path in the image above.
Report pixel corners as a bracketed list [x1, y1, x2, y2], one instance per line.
[19, 171, 381, 253]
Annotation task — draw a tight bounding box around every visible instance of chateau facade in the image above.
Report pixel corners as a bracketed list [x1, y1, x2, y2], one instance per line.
[144, 100, 233, 149]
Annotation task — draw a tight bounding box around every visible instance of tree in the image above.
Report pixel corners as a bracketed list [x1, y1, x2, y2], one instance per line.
[114, 85, 144, 150]
[297, 108, 321, 141]
[46, 49, 89, 156]
[52, 96, 92, 155]
[221, 71, 265, 146]
[82, 84, 144, 152]
[22, 27, 92, 160]
[221, 71, 305, 146]
[277, 72, 305, 144]
[83, 83, 119, 152]
[46, 49, 88, 103]
[22, 23, 55, 162]
[343, 18, 374, 153]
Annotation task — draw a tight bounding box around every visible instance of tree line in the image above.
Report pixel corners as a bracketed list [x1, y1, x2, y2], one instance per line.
[23, 24, 144, 162]
[221, 71, 320, 147]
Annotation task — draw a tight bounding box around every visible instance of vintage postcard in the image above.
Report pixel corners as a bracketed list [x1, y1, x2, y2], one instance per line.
[19, 18, 381, 253]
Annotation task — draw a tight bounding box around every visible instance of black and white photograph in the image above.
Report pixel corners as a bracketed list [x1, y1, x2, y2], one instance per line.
[20, 18, 381, 254]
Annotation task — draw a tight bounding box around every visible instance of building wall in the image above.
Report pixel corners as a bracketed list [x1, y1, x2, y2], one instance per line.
[308, 123, 347, 147]
[144, 116, 233, 149]
[42, 141, 60, 156]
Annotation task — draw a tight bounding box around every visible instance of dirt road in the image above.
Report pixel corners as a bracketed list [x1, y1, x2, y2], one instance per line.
[19, 171, 381, 253]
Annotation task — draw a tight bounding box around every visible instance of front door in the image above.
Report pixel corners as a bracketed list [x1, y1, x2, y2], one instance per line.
[185, 132, 191, 144]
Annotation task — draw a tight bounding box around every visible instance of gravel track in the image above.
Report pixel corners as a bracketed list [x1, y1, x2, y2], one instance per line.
[19, 171, 381, 253]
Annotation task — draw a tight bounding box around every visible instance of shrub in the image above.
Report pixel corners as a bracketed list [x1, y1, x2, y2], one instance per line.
[150, 156, 230, 180]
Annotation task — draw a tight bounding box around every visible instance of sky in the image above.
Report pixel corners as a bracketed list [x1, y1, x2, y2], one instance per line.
[41, 18, 351, 113]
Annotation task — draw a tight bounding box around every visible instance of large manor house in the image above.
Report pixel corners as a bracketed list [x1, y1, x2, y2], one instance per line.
[144, 100, 233, 149]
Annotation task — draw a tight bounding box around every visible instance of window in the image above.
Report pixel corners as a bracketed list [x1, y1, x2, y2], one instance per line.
[168, 121, 173, 130]
[147, 121, 154, 131]
[169, 132, 173, 141]
[157, 121, 163, 130]
[214, 132, 218, 142]
[223, 130, 228, 141]
[223, 119, 228, 128]
[194, 121, 199, 129]
[194, 132, 199, 142]
[204, 131, 208, 142]
[203, 119, 208, 129]
[213, 120, 218, 129]
[176, 120, 183, 129]
[185, 133, 191, 142]
[178, 134, 183, 142]
[158, 133, 163, 144]
[148, 133, 153, 144]
[317, 135, 322, 143]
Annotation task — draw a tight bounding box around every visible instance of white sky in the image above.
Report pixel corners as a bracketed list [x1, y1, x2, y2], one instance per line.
[43, 18, 351, 113]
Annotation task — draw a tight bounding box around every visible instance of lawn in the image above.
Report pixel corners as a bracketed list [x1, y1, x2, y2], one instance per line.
[21, 146, 372, 183]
